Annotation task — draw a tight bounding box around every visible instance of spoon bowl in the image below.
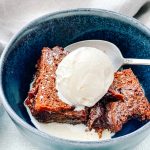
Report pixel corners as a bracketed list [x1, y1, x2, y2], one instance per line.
[65, 40, 150, 71]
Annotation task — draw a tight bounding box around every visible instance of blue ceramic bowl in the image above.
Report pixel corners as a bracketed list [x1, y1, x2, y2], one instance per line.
[0, 9, 150, 150]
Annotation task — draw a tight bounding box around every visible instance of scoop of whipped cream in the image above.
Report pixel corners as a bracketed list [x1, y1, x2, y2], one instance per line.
[56, 47, 114, 108]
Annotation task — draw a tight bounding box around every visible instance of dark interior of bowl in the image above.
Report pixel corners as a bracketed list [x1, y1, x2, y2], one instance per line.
[1, 10, 150, 138]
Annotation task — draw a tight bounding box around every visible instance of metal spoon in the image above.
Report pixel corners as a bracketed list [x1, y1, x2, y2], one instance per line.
[65, 40, 150, 72]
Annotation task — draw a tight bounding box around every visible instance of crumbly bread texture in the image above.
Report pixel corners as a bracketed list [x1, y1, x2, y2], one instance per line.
[25, 47, 88, 124]
[88, 69, 150, 134]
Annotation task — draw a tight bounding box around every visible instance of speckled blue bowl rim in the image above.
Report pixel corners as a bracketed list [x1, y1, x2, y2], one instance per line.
[0, 8, 150, 146]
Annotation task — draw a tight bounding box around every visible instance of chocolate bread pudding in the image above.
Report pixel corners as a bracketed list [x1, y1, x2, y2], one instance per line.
[88, 69, 150, 135]
[25, 47, 87, 124]
[25, 46, 150, 138]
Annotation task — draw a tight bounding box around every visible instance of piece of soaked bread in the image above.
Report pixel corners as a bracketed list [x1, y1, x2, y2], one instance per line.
[88, 69, 150, 136]
[25, 46, 150, 137]
[25, 46, 88, 124]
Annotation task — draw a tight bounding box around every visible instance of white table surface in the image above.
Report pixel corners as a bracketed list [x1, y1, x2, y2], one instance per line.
[0, 106, 149, 150]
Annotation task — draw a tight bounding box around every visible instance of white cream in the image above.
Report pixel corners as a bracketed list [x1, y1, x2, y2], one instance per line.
[25, 105, 112, 141]
[56, 47, 114, 108]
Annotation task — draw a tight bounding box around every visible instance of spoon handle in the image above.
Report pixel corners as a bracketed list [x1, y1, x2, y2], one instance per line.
[124, 58, 150, 65]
